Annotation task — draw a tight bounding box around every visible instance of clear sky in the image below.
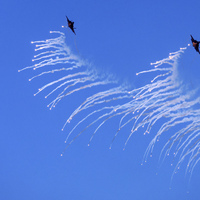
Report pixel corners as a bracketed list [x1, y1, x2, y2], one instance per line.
[1, 0, 200, 199]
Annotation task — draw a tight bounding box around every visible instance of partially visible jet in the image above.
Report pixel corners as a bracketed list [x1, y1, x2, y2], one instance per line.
[191, 35, 200, 54]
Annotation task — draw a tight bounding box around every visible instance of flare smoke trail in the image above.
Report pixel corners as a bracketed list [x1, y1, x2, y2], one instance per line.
[19, 31, 200, 178]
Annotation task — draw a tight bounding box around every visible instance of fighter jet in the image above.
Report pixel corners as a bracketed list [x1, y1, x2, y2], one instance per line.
[65, 16, 76, 35]
[191, 35, 200, 54]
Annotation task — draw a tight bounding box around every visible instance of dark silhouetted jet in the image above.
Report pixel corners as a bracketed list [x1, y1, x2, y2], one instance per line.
[191, 35, 200, 54]
[66, 16, 76, 35]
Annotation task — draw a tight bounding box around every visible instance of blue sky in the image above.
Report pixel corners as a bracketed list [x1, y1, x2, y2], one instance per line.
[1, 0, 200, 199]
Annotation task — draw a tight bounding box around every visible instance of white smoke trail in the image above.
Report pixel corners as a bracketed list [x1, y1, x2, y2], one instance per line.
[19, 31, 200, 179]
[19, 31, 118, 111]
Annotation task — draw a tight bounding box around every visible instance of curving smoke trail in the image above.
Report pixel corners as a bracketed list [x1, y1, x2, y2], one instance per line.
[19, 31, 200, 178]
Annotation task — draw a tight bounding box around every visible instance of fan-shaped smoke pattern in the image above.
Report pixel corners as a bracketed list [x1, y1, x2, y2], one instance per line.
[19, 31, 200, 178]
